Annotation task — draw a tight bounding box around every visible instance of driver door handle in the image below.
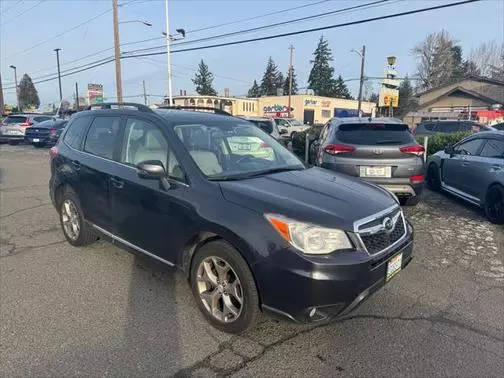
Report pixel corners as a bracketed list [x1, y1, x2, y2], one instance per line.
[110, 177, 124, 189]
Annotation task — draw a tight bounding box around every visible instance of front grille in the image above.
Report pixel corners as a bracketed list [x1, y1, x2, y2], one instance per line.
[358, 208, 406, 255]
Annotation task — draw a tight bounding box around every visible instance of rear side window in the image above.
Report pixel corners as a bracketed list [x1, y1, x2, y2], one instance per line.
[336, 123, 414, 145]
[64, 116, 91, 150]
[4, 116, 27, 124]
[33, 116, 53, 122]
[480, 139, 504, 158]
[84, 117, 122, 160]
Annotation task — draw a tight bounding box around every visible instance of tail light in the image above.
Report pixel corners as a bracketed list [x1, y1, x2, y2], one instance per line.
[324, 144, 356, 155]
[260, 142, 270, 148]
[49, 146, 58, 160]
[409, 175, 425, 184]
[20, 121, 33, 127]
[49, 128, 57, 136]
[400, 145, 424, 156]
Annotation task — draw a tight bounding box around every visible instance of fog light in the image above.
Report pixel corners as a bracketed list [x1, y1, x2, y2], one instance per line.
[309, 308, 317, 317]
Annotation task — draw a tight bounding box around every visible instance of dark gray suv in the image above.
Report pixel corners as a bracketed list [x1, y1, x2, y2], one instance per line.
[311, 117, 425, 206]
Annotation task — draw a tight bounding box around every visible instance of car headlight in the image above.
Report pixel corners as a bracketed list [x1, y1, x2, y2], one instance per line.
[265, 214, 353, 255]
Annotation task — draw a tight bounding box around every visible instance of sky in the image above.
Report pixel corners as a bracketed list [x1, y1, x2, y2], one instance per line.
[0, 0, 503, 107]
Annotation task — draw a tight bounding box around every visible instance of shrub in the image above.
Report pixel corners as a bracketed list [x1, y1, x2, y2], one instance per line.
[416, 131, 471, 156]
[292, 125, 323, 155]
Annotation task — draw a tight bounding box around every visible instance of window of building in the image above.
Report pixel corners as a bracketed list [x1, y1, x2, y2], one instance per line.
[84, 117, 121, 159]
[321, 110, 331, 118]
[64, 116, 92, 150]
[242, 102, 245, 112]
[252, 103, 255, 112]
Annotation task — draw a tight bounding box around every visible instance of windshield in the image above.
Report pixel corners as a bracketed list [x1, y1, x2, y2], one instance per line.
[174, 120, 304, 180]
[4, 116, 27, 124]
[337, 123, 415, 145]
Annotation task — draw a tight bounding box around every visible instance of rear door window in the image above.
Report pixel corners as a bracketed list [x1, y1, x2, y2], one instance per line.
[4, 116, 27, 124]
[454, 139, 484, 156]
[64, 116, 92, 150]
[84, 117, 122, 160]
[480, 139, 504, 158]
[336, 123, 415, 145]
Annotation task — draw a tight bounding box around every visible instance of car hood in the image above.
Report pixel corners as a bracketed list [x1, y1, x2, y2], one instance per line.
[219, 167, 398, 231]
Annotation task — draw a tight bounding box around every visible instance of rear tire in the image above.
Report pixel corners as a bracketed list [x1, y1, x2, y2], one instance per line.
[426, 163, 441, 191]
[190, 240, 259, 334]
[290, 131, 297, 140]
[484, 185, 504, 224]
[59, 188, 97, 246]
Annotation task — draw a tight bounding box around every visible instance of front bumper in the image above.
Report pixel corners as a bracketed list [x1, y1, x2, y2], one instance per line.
[256, 222, 414, 323]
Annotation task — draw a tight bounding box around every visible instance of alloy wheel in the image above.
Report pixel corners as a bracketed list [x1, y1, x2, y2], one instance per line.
[196, 256, 243, 323]
[61, 199, 80, 240]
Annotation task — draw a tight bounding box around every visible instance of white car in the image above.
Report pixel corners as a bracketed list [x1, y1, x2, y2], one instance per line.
[273, 118, 310, 139]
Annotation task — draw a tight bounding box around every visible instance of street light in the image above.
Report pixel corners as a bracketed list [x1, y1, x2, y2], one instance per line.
[54, 48, 63, 102]
[9, 65, 20, 112]
[351, 45, 366, 117]
[119, 20, 152, 27]
[163, 0, 185, 106]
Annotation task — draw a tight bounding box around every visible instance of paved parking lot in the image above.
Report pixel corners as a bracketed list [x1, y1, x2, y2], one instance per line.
[1, 143, 503, 377]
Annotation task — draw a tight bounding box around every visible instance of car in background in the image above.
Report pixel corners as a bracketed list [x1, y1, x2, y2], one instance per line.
[426, 130, 504, 224]
[311, 117, 425, 206]
[414, 120, 492, 136]
[25, 119, 68, 147]
[273, 118, 310, 139]
[0, 114, 55, 144]
[490, 122, 504, 131]
[240, 116, 282, 140]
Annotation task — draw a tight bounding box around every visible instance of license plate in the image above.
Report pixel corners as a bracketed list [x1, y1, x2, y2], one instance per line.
[360, 166, 391, 178]
[386, 253, 402, 281]
[33, 138, 40, 142]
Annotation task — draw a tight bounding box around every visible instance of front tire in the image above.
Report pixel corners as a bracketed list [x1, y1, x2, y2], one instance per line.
[59, 188, 97, 246]
[484, 185, 504, 224]
[190, 240, 259, 334]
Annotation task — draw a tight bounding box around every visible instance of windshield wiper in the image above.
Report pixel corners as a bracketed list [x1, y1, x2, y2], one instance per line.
[208, 166, 304, 181]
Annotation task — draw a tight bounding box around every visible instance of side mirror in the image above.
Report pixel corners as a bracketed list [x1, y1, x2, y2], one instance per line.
[279, 129, 287, 135]
[444, 146, 455, 155]
[136, 160, 166, 180]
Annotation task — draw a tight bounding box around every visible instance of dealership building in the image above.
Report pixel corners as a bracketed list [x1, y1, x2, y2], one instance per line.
[169, 94, 376, 125]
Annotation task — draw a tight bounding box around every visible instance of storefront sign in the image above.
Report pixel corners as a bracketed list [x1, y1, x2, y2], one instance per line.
[321, 100, 331, 108]
[263, 104, 293, 114]
[88, 83, 104, 105]
[304, 99, 317, 106]
[379, 87, 399, 107]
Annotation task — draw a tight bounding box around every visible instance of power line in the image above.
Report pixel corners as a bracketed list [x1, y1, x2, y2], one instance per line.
[2, 0, 482, 90]
[0, 0, 45, 27]
[186, 0, 332, 34]
[0, 0, 24, 16]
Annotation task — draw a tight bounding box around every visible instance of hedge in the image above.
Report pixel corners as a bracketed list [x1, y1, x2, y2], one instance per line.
[415, 131, 471, 156]
[291, 125, 323, 156]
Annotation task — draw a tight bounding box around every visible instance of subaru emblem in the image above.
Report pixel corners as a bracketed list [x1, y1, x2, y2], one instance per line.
[382, 217, 394, 232]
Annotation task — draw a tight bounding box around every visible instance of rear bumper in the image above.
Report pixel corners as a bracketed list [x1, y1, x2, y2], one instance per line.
[0, 135, 25, 142]
[25, 135, 56, 144]
[256, 221, 415, 323]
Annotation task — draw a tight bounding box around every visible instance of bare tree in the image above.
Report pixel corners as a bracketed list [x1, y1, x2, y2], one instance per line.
[469, 40, 504, 80]
[412, 30, 456, 90]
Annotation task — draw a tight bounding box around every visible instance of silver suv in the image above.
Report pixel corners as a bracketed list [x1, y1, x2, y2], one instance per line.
[311, 117, 425, 206]
[0, 114, 55, 144]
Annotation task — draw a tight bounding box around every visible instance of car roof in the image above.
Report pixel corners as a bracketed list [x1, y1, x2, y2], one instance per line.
[332, 117, 405, 125]
[464, 130, 504, 140]
[241, 116, 273, 121]
[155, 109, 244, 124]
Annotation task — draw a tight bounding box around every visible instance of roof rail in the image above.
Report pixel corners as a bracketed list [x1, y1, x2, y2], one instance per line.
[86, 102, 153, 113]
[158, 105, 232, 116]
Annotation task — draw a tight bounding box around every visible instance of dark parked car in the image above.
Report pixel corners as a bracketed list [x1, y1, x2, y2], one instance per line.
[50, 104, 414, 333]
[310, 117, 425, 206]
[426, 130, 504, 224]
[25, 119, 67, 147]
[0, 114, 54, 144]
[414, 120, 492, 136]
[491, 122, 504, 131]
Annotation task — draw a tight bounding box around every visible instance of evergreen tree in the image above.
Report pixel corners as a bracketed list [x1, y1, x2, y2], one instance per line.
[18, 74, 40, 109]
[396, 76, 418, 118]
[275, 72, 284, 95]
[283, 67, 298, 95]
[192, 60, 217, 96]
[247, 80, 261, 97]
[332, 75, 352, 99]
[260, 57, 282, 96]
[308, 36, 335, 96]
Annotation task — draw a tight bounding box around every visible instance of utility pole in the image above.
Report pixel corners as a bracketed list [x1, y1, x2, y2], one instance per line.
[75, 82, 80, 111]
[164, 0, 173, 105]
[9, 65, 20, 112]
[288, 44, 294, 118]
[112, 0, 123, 103]
[54, 48, 63, 102]
[357, 45, 366, 117]
[0, 74, 4, 115]
[142, 80, 148, 105]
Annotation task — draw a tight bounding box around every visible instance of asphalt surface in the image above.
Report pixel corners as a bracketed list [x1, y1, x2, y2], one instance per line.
[1, 143, 503, 377]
